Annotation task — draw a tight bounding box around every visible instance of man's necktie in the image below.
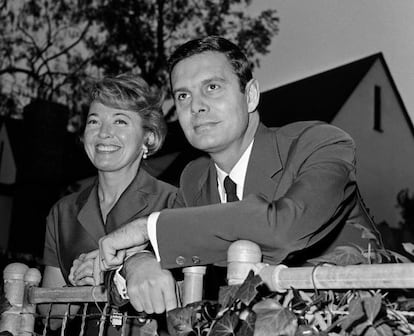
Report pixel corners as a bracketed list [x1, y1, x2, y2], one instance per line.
[204, 175, 239, 300]
[224, 176, 239, 202]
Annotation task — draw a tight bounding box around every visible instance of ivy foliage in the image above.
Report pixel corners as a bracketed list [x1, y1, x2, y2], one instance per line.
[167, 245, 414, 336]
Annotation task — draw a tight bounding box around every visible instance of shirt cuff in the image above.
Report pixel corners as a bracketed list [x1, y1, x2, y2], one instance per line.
[114, 266, 129, 300]
[148, 212, 161, 261]
[113, 250, 156, 299]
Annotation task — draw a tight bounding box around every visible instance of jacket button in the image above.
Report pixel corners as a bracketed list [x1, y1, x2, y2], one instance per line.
[192, 256, 201, 264]
[176, 256, 186, 266]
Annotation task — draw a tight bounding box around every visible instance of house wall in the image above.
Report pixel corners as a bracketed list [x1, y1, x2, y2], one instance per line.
[332, 60, 414, 228]
[0, 195, 12, 250]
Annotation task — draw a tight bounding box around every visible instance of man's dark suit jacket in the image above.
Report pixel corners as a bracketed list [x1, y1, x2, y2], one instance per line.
[157, 121, 379, 269]
[43, 167, 177, 282]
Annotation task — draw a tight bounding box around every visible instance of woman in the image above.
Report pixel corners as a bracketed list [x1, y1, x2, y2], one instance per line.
[40, 74, 177, 334]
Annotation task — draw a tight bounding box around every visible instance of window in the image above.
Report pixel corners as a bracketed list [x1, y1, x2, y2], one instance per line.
[374, 85, 383, 132]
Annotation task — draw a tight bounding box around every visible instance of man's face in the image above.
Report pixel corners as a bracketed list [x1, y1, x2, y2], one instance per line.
[171, 51, 252, 156]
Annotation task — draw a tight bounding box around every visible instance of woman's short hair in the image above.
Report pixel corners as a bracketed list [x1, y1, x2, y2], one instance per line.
[88, 74, 166, 156]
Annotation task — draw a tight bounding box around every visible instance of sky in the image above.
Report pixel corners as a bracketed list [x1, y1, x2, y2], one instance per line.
[248, 0, 414, 122]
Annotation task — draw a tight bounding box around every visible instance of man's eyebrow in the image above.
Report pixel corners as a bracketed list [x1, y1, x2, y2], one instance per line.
[202, 76, 226, 85]
[173, 76, 226, 95]
[172, 87, 189, 95]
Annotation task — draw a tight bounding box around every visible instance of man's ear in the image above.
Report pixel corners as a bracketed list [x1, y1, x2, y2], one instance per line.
[245, 78, 260, 113]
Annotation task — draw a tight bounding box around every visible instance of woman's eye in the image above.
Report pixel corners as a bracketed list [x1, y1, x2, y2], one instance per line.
[114, 119, 128, 125]
[86, 119, 98, 125]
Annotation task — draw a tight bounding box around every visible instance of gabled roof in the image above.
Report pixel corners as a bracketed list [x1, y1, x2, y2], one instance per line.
[0, 117, 24, 168]
[258, 53, 414, 136]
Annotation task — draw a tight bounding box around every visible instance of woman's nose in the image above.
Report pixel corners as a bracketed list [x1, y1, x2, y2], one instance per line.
[98, 122, 113, 138]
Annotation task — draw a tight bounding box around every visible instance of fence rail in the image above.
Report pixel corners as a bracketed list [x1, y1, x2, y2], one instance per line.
[2, 241, 414, 335]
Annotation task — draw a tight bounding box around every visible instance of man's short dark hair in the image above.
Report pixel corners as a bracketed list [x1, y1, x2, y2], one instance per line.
[168, 36, 253, 92]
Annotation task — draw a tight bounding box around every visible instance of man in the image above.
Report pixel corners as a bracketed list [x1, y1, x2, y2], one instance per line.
[98, 36, 379, 314]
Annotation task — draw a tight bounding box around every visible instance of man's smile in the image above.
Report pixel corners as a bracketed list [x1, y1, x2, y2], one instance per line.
[193, 121, 220, 133]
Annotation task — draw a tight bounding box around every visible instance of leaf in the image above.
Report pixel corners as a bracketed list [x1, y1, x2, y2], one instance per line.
[236, 310, 256, 336]
[200, 301, 221, 322]
[252, 298, 282, 313]
[307, 245, 368, 266]
[233, 271, 263, 306]
[340, 297, 366, 331]
[351, 222, 381, 244]
[219, 284, 240, 308]
[253, 304, 297, 336]
[209, 310, 239, 336]
[373, 323, 393, 336]
[295, 325, 318, 336]
[140, 319, 159, 336]
[354, 321, 372, 335]
[402, 242, 414, 256]
[382, 249, 412, 263]
[167, 306, 196, 336]
[363, 294, 382, 324]
[290, 288, 307, 311]
[0, 295, 11, 315]
[0, 332, 13, 336]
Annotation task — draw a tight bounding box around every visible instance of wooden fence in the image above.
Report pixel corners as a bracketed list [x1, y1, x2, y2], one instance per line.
[1, 240, 414, 335]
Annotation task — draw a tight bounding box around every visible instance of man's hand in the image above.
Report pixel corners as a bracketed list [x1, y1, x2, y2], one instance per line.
[99, 217, 150, 270]
[123, 252, 178, 314]
[69, 250, 102, 286]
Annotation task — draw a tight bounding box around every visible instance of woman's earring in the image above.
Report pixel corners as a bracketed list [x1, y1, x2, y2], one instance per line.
[142, 146, 148, 159]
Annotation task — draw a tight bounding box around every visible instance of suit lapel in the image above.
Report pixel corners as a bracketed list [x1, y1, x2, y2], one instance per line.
[195, 161, 221, 206]
[244, 123, 283, 200]
[194, 123, 283, 204]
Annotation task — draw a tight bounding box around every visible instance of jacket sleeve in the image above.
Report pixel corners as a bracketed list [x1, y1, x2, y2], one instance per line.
[156, 124, 361, 269]
[43, 204, 61, 268]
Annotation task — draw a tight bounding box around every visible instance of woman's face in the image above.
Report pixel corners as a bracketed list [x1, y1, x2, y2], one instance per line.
[83, 102, 146, 173]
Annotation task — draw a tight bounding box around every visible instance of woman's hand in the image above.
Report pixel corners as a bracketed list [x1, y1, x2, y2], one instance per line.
[69, 250, 102, 286]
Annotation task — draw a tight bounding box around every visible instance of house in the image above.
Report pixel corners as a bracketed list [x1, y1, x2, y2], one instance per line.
[0, 100, 198, 257]
[0, 117, 21, 250]
[258, 53, 414, 230]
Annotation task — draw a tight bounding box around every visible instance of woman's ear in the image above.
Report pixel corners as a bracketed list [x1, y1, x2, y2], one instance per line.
[146, 132, 155, 147]
[245, 78, 260, 113]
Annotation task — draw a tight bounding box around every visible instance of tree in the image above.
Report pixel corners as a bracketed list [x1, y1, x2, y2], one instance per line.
[0, 0, 278, 118]
[0, 0, 94, 115]
[87, 0, 279, 91]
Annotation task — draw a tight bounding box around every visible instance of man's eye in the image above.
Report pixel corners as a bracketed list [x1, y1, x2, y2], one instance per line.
[176, 93, 188, 101]
[207, 84, 220, 91]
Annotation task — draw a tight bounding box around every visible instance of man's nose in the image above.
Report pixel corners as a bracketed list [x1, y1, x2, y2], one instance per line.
[191, 96, 208, 114]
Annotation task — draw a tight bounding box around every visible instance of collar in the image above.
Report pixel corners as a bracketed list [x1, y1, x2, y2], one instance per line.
[191, 122, 284, 203]
[215, 140, 254, 202]
[76, 168, 156, 242]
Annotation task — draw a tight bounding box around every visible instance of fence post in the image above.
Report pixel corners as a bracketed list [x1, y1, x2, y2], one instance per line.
[182, 266, 207, 306]
[227, 240, 262, 285]
[0, 263, 29, 335]
[20, 267, 42, 336]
